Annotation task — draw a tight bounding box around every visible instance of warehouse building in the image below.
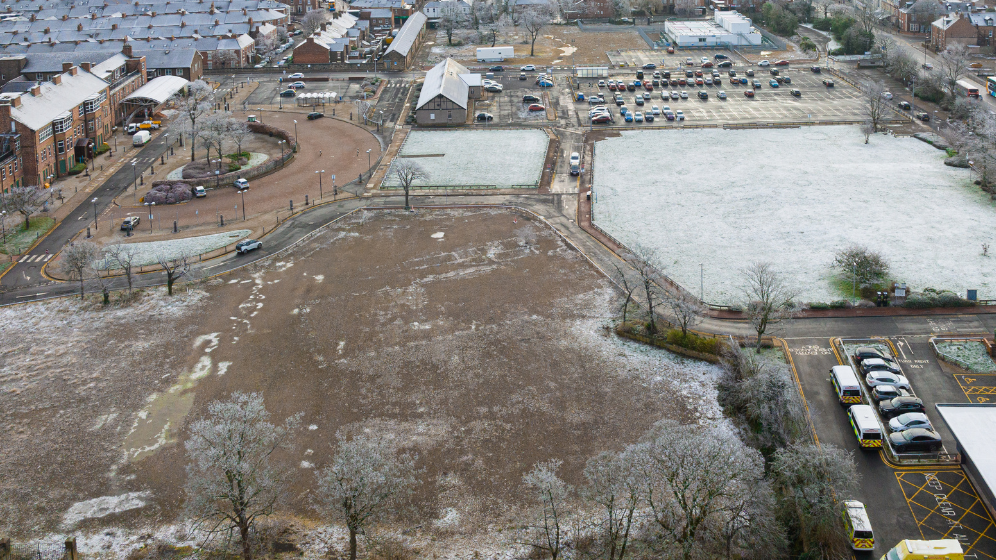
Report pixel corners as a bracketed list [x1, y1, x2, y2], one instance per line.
[664, 10, 762, 47]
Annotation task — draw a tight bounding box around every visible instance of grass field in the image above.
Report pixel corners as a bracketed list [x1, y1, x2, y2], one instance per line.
[0, 217, 55, 255]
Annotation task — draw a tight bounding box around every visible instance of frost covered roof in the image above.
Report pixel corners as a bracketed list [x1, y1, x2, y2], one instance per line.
[382, 11, 424, 57]
[9, 67, 108, 130]
[416, 57, 468, 110]
[123, 75, 188, 104]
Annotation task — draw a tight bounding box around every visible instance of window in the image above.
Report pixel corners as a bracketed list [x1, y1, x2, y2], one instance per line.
[38, 125, 53, 142]
[78, 105, 85, 117]
[57, 141, 64, 154]
[2, 167, 6, 180]
[165, 69, 172, 75]
[36, 73, 43, 80]
[429, 113, 435, 120]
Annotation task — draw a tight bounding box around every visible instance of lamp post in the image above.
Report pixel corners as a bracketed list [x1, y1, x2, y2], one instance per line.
[92, 197, 99, 230]
[293, 119, 298, 147]
[366, 148, 372, 175]
[132, 161, 137, 201]
[113, 134, 118, 154]
[1, 210, 6, 244]
[332, 174, 336, 199]
[240, 188, 248, 220]
[316, 169, 324, 199]
[144, 201, 155, 234]
[215, 169, 221, 189]
[278, 140, 285, 167]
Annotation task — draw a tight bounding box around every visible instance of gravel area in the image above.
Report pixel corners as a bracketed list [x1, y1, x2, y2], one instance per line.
[591, 126, 987, 304]
[98, 229, 251, 267]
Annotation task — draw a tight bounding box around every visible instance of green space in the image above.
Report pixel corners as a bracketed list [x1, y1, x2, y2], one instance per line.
[0, 216, 55, 255]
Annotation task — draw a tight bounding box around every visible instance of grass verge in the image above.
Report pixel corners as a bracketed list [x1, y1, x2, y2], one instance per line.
[0, 217, 56, 255]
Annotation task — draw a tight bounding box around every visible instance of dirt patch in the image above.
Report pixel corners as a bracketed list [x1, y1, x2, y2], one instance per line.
[1, 209, 724, 557]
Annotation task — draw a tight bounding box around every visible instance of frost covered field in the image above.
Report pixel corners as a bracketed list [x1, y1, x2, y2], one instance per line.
[591, 126, 989, 303]
[382, 130, 548, 189]
[97, 229, 251, 267]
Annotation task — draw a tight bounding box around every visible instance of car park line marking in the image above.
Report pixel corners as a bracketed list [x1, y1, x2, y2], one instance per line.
[896, 470, 996, 558]
[953, 373, 996, 403]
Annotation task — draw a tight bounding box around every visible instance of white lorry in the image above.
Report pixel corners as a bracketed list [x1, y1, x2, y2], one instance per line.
[132, 130, 151, 146]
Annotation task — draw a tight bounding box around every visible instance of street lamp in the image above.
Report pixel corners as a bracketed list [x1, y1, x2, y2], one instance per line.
[366, 149, 372, 174]
[215, 169, 221, 189]
[278, 140, 286, 166]
[144, 201, 155, 234]
[332, 174, 337, 199]
[92, 197, 99, 230]
[239, 188, 248, 221]
[1, 210, 6, 244]
[293, 119, 298, 147]
[316, 169, 324, 199]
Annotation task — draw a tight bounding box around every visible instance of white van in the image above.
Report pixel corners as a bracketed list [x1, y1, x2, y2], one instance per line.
[569, 152, 581, 176]
[126, 123, 138, 134]
[132, 130, 151, 146]
[848, 404, 883, 448]
[830, 365, 862, 405]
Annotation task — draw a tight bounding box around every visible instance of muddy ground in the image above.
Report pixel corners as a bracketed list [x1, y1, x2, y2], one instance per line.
[0, 209, 723, 558]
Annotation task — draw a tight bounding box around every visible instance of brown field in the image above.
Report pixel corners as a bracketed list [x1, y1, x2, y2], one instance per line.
[0, 209, 722, 557]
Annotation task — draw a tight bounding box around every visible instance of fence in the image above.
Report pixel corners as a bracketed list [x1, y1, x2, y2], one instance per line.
[1, 538, 79, 560]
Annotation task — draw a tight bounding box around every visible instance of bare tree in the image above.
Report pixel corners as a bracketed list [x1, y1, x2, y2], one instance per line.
[861, 79, 889, 133]
[440, 5, 467, 45]
[255, 34, 281, 64]
[391, 160, 430, 211]
[184, 392, 302, 560]
[625, 246, 663, 335]
[582, 449, 641, 560]
[104, 244, 138, 293]
[861, 120, 874, 143]
[174, 80, 215, 162]
[301, 9, 327, 36]
[522, 460, 571, 560]
[952, 103, 996, 187]
[611, 261, 639, 325]
[314, 434, 419, 560]
[660, 289, 704, 338]
[214, 49, 241, 69]
[355, 99, 373, 123]
[229, 119, 251, 158]
[635, 420, 768, 560]
[674, 0, 697, 16]
[717, 477, 785, 560]
[4, 186, 46, 229]
[60, 241, 99, 300]
[156, 251, 190, 296]
[938, 43, 971, 100]
[771, 443, 859, 560]
[518, 4, 554, 57]
[740, 262, 796, 352]
[832, 244, 889, 295]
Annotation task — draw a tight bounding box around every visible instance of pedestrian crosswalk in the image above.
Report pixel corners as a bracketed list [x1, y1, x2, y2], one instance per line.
[20, 253, 52, 263]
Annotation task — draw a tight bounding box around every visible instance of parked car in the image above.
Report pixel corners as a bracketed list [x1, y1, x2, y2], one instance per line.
[753, 80, 762, 88]
[702, 61, 714, 68]
[675, 110, 685, 120]
[889, 413, 934, 433]
[865, 371, 910, 390]
[769, 80, 779, 88]
[717, 91, 727, 99]
[523, 94, 540, 103]
[685, 57, 694, 65]
[521, 64, 536, 71]
[854, 347, 892, 364]
[774, 60, 790, 66]
[489, 65, 504, 71]
[634, 111, 644, 122]
[783, 76, 792, 84]
[758, 60, 770, 66]
[234, 178, 249, 190]
[485, 84, 503, 92]
[643, 63, 657, 69]
[871, 384, 912, 402]
[645, 113, 655, 122]
[670, 91, 680, 99]
[280, 89, 296, 97]
[879, 396, 925, 419]
[746, 69, 755, 76]
[922, 62, 933, 70]
[680, 91, 688, 99]
[744, 89, 755, 98]
[307, 112, 323, 120]
[823, 79, 835, 87]
[236, 239, 262, 255]
[718, 60, 732, 68]
[889, 428, 942, 453]
[769, 69, 779, 76]
[790, 89, 801, 97]
[642, 91, 651, 99]
[651, 105, 661, 115]
[663, 110, 675, 121]
[290, 81, 306, 89]
[898, 101, 912, 110]
[121, 216, 140, 230]
[598, 79, 606, 87]
[704, 78, 713, 86]
[667, 46, 675, 53]
[591, 113, 612, 124]
[476, 112, 494, 121]
[635, 97, 645, 106]
[193, 186, 206, 198]
[882, 91, 893, 100]
[861, 358, 902, 375]
[811, 66, 822, 73]
[714, 53, 729, 60]
[728, 70, 737, 77]
[288, 72, 304, 79]
[623, 112, 634, 122]
[528, 103, 545, 111]
[698, 90, 708, 99]
[916, 111, 931, 121]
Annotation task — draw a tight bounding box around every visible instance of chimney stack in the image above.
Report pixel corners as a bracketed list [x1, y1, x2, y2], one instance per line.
[123, 43, 132, 56]
[81, 61, 91, 71]
[62, 61, 72, 71]
[11, 95, 21, 107]
[51, 74, 61, 84]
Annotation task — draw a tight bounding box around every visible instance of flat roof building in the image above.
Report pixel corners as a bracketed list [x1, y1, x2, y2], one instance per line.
[936, 403, 996, 518]
[664, 10, 762, 46]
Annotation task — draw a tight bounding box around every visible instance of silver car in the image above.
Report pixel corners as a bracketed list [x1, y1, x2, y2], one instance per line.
[889, 412, 933, 432]
[670, 91, 680, 100]
[866, 371, 911, 390]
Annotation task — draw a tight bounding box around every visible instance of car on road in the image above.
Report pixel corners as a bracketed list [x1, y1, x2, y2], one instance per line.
[289, 81, 306, 89]
[769, 79, 779, 88]
[288, 72, 304, 79]
[476, 112, 494, 121]
[234, 178, 249, 190]
[280, 89, 296, 97]
[675, 110, 685, 120]
[489, 65, 505, 71]
[922, 62, 933, 70]
[871, 384, 911, 403]
[865, 371, 910, 390]
[714, 53, 729, 60]
[643, 63, 657, 69]
[823, 79, 835, 87]
[879, 396, 925, 419]
[889, 428, 942, 453]
[667, 46, 675, 53]
[527, 103, 545, 111]
[898, 101, 912, 110]
[774, 60, 790, 66]
[861, 358, 902, 375]
[889, 413, 933, 433]
[307, 112, 323, 120]
[744, 89, 755, 97]
[522, 94, 540, 103]
[698, 90, 708, 99]
[811, 66, 822, 73]
[521, 64, 536, 71]
[717, 91, 727, 99]
[121, 216, 140, 230]
[236, 239, 262, 255]
[193, 186, 206, 198]
[758, 60, 770, 66]
[916, 111, 931, 121]
[790, 89, 801, 97]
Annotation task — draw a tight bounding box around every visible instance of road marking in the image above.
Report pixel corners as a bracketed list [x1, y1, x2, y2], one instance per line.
[896, 470, 996, 559]
[15, 292, 44, 298]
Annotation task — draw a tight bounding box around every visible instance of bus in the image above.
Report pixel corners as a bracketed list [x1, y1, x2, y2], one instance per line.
[987, 76, 996, 98]
[848, 405, 883, 448]
[956, 79, 980, 98]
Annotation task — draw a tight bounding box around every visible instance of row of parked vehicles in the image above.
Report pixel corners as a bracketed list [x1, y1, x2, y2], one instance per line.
[831, 346, 942, 454]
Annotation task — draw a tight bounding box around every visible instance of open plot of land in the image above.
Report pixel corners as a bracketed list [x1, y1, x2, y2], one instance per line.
[591, 126, 990, 304]
[0, 209, 726, 558]
[383, 130, 549, 188]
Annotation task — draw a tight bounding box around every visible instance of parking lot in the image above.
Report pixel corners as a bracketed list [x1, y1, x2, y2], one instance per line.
[786, 329, 996, 558]
[469, 70, 563, 125]
[575, 66, 876, 125]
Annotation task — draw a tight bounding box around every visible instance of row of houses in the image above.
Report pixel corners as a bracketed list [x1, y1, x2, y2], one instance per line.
[930, 10, 996, 48]
[291, 9, 425, 68]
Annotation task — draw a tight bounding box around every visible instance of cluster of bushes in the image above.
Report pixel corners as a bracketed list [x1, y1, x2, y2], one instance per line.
[94, 142, 111, 155]
[904, 288, 976, 309]
[225, 151, 250, 162]
[67, 162, 87, 175]
[806, 300, 851, 310]
[664, 329, 722, 355]
[145, 182, 193, 205]
[247, 122, 293, 148]
[814, 15, 874, 55]
[758, 1, 798, 36]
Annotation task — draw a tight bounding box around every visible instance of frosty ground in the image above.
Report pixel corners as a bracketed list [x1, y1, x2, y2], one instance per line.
[0, 209, 727, 559]
[591, 126, 987, 304]
[382, 130, 548, 189]
[93, 229, 252, 267]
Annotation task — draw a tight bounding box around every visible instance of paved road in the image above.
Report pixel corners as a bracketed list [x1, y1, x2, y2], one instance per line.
[0, 129, 176, 292]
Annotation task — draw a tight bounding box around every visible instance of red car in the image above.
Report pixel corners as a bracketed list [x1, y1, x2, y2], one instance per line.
[667, 46, 675, 53]
[644, 82, 653, 91]
[694, 70, 703, 77]
[774, 60, 790, 66]
[591, 113, 612, 123]
[678, 78, 687, 86]
[528, 103, 545, 111]
[744, 90, 755, 97]
[701, 61, 714, 68]
[695, 78, 704, 86]
[608, 82, 618, 91]
[669, 79, 678, 86]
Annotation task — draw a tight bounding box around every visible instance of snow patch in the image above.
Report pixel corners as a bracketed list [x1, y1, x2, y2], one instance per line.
[432, 232, 445, 239]
[216, 361, 231, 376]
[190, 356, 213, 380]
[313, 274, 324, 283]
[62, 492, 151, 528]
[308, 424, 318, 431]
[434, 507, 461, 528]
[300, 461, 314, 469]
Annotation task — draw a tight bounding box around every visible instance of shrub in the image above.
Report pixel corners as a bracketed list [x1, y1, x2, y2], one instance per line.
[67, 162, 87, 175]
[227, 162, 241, 172]
[145, 182, 193, 205]
[903, 290, 976, 309]
[812, 17, 832, 31]
[665, 329, 721, 355]
[808, 302, 831, 310]
[94, 142, 111, 155]
[829, 300, 851, 309]
[225, 151, 250, 161]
